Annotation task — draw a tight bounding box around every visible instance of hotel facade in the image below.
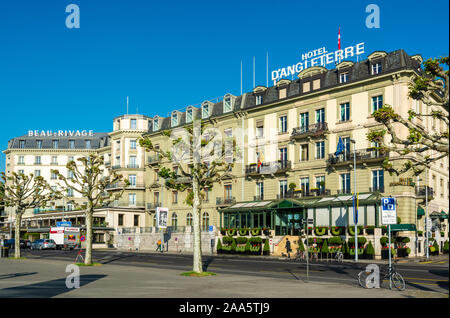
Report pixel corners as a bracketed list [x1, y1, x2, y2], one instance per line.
[2, 49, 448, 256]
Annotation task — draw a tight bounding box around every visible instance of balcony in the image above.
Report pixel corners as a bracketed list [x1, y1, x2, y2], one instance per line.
[416, 186, 434, 198]
[103, 201, 145, 208]
[336, 189, 352, 195]
[327, 148, 387, 166]
[369, 186, 385, 193]
[127, 164, 140, 169]
[146, 202, 161, 210]
[147, 155, 160, 166]
[216, 197, 236, 207]
[112, 165, 121, 170]
[291, 122, 328, 139]
[245, 160, 291, 177]
[105, 182, 145, 190]
[277, 189, 331, 199]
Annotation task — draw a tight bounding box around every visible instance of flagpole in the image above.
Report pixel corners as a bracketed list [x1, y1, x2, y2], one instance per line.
[351, 138, 358, 262]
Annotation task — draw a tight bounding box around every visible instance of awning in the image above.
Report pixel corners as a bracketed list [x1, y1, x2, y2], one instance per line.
[417, 207, 425, 216]
[440, 211, 448, 219]
[389, 224, 416, 232]
[219, 199, 303, 213]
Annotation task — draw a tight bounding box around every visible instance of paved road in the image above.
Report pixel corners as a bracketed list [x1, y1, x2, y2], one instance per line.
[17, 249, 449, 294]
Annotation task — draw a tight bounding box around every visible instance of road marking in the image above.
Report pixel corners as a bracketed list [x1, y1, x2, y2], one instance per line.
[407, 282, 440, 286]
[403, 277, 449, 282]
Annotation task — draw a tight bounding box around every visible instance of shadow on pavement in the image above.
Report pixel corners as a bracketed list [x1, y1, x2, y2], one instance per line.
[0, 272, 38, 280]
[202, 257, 214, 271]
[0, 274, 107, 298]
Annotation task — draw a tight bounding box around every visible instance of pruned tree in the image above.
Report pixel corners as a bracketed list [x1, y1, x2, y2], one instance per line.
[51, 154, 128, 264]
[139, 119, 240, 273]
[0, 171, 61, 258]
[367, 56, 449, 175]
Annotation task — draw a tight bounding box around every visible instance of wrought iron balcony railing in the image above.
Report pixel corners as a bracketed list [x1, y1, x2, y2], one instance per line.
[216, 197, 236, 206]
[146, 202, 161, 210]
[291, 122, 328, 139]
[416, 186, 434, 198]
[245, 160, 291, 176]
[327, 148, 387, 165]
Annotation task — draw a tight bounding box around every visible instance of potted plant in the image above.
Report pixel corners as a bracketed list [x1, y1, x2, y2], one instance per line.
[365, 226, 375, 235]
[251, 228, 262, 236]
[216, 238, 223, 253]
[443, 241, 449, 254]
[315, 226, 327, 236]
[331, 226, 343, 236]
[365, 241, 375, 259]
[263, 239, 270, 255]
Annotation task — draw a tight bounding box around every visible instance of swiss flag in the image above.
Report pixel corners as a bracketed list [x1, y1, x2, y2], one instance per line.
[338, 27, 341, 50]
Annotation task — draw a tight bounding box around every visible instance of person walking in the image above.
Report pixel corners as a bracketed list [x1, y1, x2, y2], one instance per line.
[156, 239, 162, 252]
[285, 238, 292, 259]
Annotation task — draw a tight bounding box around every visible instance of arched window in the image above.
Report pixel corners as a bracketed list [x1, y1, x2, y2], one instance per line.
[186, 213, 193, 226]
[172, 212, 178, 230]
[202, 212, 210, 231]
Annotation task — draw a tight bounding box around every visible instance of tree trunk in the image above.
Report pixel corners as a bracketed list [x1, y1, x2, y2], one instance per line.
[85, 209, 93, 265]
[14, 212, 22, 258]
[192, 177, 203, 273]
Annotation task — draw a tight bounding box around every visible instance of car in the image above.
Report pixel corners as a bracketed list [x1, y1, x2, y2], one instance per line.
[32, 239, 57, 250]
[3, 239, 15, 249]
[19, 240, 31, 249]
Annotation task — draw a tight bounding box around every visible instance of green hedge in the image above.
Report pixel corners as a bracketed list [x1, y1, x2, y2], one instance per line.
[222, 236, 234, 244]
[315, 227, 327, 236]
[227, 228, 237, 236]
[251, 228, 262, 236]
[238, 228, 249, 236]
[321, 240, 329, 253]
[348, 226, 363, 236]
[297, 238, 305, 252]
[365, 241, 375, 255]
[331, 227, 344, 236]
[348, 237, 367, 245]
[307, 237, 323, 244]
[216, 239, 223, 252]
[349, 248, 364, 256]
[328, 237, 343, 245]
[396, 237, 410, 243]
[236, 237, 248, 244]
[443, 241, 449, 253]
[263, 240, 270, 255]
[249, 237, 262, 244]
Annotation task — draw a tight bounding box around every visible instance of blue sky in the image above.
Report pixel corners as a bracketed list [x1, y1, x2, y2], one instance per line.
[0, 0, 448, 171]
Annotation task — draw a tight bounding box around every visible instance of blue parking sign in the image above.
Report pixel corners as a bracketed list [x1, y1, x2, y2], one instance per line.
[381, 197, 397, 224]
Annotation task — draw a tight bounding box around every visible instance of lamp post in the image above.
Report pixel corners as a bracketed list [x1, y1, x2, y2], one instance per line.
[350, 139, 357, 262]
[425, 166, 429, 259]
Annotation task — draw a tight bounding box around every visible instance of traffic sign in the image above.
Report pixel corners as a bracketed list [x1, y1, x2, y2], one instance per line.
[57, 221, 72, 227]
[381, 197, 397, 225]
[425, 217, 432, 231]
[80, 236, 86, 242]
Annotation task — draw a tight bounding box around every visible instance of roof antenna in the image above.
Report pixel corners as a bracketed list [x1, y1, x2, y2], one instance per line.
[127, 96, 129, 115]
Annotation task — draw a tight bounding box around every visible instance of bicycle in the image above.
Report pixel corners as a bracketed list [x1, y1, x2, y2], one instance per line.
[294, 249, 306, 262]
[310, 251, 318, 262]
[358, 262, 405, 291]
[334, 251, 344, 263]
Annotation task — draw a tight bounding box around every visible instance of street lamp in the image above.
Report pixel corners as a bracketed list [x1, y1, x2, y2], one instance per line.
[350, 138, 357, 262]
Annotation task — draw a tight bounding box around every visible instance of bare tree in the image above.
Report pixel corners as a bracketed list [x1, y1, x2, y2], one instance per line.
[140, 120, 240, 273]
[0, 172, 61, 258]
[367, 56, 449, 175]
[51, 154, 128, 264]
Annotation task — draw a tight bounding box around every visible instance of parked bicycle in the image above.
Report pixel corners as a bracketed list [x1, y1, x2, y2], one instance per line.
[294, 249, 306, 262]
[358, 261, 405, 291]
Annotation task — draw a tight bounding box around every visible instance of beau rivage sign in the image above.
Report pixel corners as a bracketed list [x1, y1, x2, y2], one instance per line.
[28, 130, 94, 137]
[271, 42, 365, 82]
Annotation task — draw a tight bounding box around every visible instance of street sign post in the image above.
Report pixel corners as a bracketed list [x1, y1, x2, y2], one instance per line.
[156, 207, 168, 252]
[381, 197, 397, 289]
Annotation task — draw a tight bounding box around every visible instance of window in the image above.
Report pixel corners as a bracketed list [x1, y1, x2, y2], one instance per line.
[279, 147, 287, 162]
[440, 178, 444, 198]
[372, 95, 383, 112]
[153, 118, 160, 131]
[52, 140, 59, 149]
[300, 112, 309, 132]
[256, 182, 264, 199]
[299, 144, 309, 161]
[278, 88, 287, 99]
[343, 137, 351, 157]
[68, 156, 74, 163]
[67, 188, 74, 197]
[128, 193, 136, 206]
[202, 102, 210, 119]
[130, 140, 137, 150]
[372, 170, 384, 191]
[85, 140, 91, 149]
[256, 121, 264, 138]
[18, 170, 24, 174]
[118, 214, 124, 226]
[315, 175, 325, 190]
[340, 173, 351, 193]
[35, 156, 41, 165]
[279, 180, 288, 197]
[36, 140, 42, 149]
[19, 140, 25, 149]
[279, 116, 287, 133]
[186, 213, 193, 226]
[154, 192, 160, 205]
[171, 213, 178, 228]
[69, 140, 75, 149]
[171, 112, 178, 127]
[34, 170, 41, 177]
[340, 72, 349, 83]
[303, 82, 310, 93]
[224, 184, 232, 199]
[186, 108, 193, 123]
[300, 177, 310, 193]
[68, 170, 74, 179]
[130, 119, 137, 129]
[51, 156, 58, 165]
[315, 141, 325, 159]
[129, 174, 136, 187]
[202, 212, 210, 231]
[255, 95, 263, 105]
[340, 102, 350, 122]
[18, 156, 24, 164]
[134, 215, 139, 227]
[223, 95, 233, 113]
[172, 191, 178, 204]
[313, 79, 320, 90]
[51, 172, 57, 180]
[129, 156, 137, 168]
[371, 62, 382, 75]
[316, 108, 325, 123]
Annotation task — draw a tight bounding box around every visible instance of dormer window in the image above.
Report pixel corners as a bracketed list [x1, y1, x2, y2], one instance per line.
[371, 62, 382, 75]
[339, 72, 349, 83]
[223, 94, 233, 113]
[153, 117, 160, 131]
[19, 140, 25, 149]
[37, 140, 42, 149]
[171, 111, 179, 127]
[186, 107, 193, 123]
[202, 102, 210, 119]
[130, 119, 137, 129]
[256, 95, 263, 105]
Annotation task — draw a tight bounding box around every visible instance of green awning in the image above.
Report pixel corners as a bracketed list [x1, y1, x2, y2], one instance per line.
[417, 207, 425, 216]
[440, 211, 448, 219]
[390, 224, 416, 232]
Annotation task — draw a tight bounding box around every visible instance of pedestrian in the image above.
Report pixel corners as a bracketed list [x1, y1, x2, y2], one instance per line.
[285, 238, 292, 259]
[156, 239, 161, 252]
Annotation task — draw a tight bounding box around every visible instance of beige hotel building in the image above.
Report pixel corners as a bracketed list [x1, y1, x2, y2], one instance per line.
[2, 49, 448, 255]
